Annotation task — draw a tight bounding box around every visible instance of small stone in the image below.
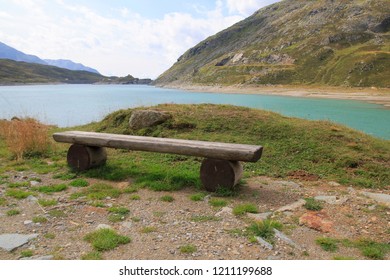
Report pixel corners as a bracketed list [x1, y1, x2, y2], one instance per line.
[256, 237, 273, 250]
[314, 195, 347, 205]
[29, 181, 40, 187]
[247, 212, 273, 221]
[215, 207, 233, 217]
[276, 199, 306, 212]
[368, 205, 376, 211]
[347, 187, 356, 193]
[23, 220, 33, 226]
[361, 192, 390, 207]
[129, 110, 172, 130]
[96, 224, 112, 230]
[26, 195, 38, 202]
[273, 229, 301, 250]
[121, 222, 132, 229]
[328, 181, 340, 187]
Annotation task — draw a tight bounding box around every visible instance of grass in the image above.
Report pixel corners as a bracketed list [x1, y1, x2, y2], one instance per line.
[304, 198, 324, 211]
[189, 193, 206, 201]
[0, 197, 7, 206]
[316, 237, 339, 252]
[180, 244, 197, 254]
[32, 216, 48, 223]
[48, 210, 67, 218]
[160, 195, 174, 202]
[33, 184, 67, 193]
[6, 189, 33, 199]
[129, 194, 141, 200]
[70, 183, 121, 200]
[44, 233, 55, 239]
[140, 226, 157, 233]
[208, 198, 228, 208]
[107, 206, 130, 223]
[233, 203, 259, 216]
[247, 219, 283, 243]
[8, 181, 29, 188]
[84, 228, 131, 251]
[190, 215, 221, 222]
[6, 209, 20, 216]
[69, 178, 89, 187]
[20, 250, 34, 258]
[81, 251, 103, 260]
[38, 199, 58, 207]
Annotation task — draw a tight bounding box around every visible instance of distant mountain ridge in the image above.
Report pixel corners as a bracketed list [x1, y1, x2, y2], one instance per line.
[0, 41, 100, 74]
[155, 0, 390, 88]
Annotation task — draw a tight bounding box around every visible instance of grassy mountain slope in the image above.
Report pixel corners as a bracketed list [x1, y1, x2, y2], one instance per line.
[155, 0, 390, 88]
[0, 59, 104, 84]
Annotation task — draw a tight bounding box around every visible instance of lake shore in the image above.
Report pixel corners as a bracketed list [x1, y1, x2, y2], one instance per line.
[159, 84, 390, 107]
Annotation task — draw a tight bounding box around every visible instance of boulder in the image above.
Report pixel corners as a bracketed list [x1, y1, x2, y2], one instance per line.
[129, 110, 172, 130]
[299, 211, 333, 233]
[0, 233, 38, 252]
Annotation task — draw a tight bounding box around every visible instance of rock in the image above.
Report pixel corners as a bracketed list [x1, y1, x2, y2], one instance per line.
[361, 192, 390, 207]
[276, 199, 306, 212]
[26, 195, 38, 202]
[29, 181, 40, 187]
[273, 229, 301, 250]
[256, 237, 273, 250]
[95, 224, 112, 230]
[129, 110, 172, 130]
[247, 212, 273, 221]
[20, 255, 54, 260]
[121, 222, 132, 229]
[0, 234, 38, 252]
[23, 220, 33, 226]
[299, 211, 333, 233]
[328, 181, 340, 187]
[215, 207, 233, 217]
[314, 195, 347, 205]
[275, 180, 301, 189]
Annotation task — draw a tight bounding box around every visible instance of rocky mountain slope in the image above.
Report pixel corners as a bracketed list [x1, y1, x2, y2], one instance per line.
[155, 0, 390, 88]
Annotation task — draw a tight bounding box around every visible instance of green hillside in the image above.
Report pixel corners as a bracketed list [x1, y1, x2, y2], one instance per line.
[155, 0, 390, 88]
[0, 59, 104, 84]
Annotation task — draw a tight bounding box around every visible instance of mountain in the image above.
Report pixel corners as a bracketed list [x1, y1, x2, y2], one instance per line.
[44, 59, 100, 74]
[0, 42, 99, 74]
[0, 59, 104, 84]
[0, 42, 47, 65]
[155, 0, 390, 88]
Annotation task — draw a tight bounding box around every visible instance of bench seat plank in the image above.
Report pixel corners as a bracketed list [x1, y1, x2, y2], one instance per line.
[53, 131, 263, 162]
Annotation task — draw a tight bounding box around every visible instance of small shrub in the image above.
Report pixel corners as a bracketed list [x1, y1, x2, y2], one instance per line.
[233, 203, 259, 216]
[189, 193, 206, 201]
[20, 250, 33, 258]
[208, 198, 227, 208]
[70, 178, 89, 187]
[6, 209, 20, 216]
[84, 229, 131, 251]
[0, 118, 50, 160]
[160, 195, 174, 202]
[247, 219, 283, 243]
[304, 198, 323, 211]
[81, 251, 103, 260]
[316, 237, 338, 252]
[38, 199, 58, 207]
[6, 189, 33, 199]
[180, 244, 197, 254]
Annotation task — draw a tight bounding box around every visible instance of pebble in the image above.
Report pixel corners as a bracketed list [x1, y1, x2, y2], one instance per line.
[215, 207, 233, 217]
[23, 220, 33, 226]
[29, 181, 40, 187]
[276, 199, 306, 212]
[96, 224, 112, 230]
[26, 195, 38, 202]
[247, 212, 273, 221]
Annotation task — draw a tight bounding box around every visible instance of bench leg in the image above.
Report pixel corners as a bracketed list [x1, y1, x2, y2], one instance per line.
[200, 158, 243, 192]
[67, 144, 107, 171]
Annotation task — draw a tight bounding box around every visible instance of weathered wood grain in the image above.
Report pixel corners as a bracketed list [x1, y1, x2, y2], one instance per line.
[53, 131, 263, 162]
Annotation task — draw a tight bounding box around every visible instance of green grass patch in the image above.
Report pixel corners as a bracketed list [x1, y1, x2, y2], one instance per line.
[38, 199, 58, 207]
[48, 210, 67, 218]
[32, 216, 48, 223]
[354, 239, 390, 260]
[247, 219, 283, 243]
[333, 256, 355, 260]
[6, 189, 33, 199]
[69, 178, 89, 187]
[304, 198, 324, 211]
[8, 181, 29, 188]
[190, 215, 221, 222]
[89, 201, 106, 208]
[0, 197, 7, 206]
[208, 198, 228, 208]
[233, 203, 259, 216]
[214, 186, 239, 197]
[33, 184, 67, 193]
[107, 206, 130, 223]
[179, 244, 197, 254]
[70, 183, 121, 200]
[6, 209, 20, 216]
[129, 194, 141, 200]
[189, 192, 206, 201]
[160, 195, 174, 202]
[53, 172, 77, 180]
[44, 233, 55, 239]
[141, 226, 157, 233]
[316, 237, 339, 252]
[20, 250, 34, 258]
[84, 229, 131, 251]
[81, 251, 103, 260]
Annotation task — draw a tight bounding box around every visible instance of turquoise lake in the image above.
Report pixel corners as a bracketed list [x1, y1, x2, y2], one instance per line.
[0, 84, 389, 139]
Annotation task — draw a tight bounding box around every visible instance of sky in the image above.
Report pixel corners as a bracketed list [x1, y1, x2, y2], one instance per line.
[0, 0, 281, 78]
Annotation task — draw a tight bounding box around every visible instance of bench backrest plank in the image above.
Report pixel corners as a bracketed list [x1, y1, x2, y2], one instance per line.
[53, 131, 262, 162]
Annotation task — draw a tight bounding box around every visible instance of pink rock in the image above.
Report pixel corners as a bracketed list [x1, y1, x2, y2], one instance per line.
[299, 211, 333, 233]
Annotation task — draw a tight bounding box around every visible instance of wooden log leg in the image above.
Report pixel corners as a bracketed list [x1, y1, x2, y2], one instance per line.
[67, 144, 107, 171]
[200, 158, 243, 192]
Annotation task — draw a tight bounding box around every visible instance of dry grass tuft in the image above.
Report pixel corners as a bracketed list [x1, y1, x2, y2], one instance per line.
[0, 118, 50, 160]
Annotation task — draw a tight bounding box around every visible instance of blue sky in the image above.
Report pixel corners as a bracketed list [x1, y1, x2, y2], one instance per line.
[0, 0, 280, 78]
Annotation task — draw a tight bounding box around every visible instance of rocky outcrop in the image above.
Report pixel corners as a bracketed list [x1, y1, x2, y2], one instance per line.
[129, 110, 172, 130]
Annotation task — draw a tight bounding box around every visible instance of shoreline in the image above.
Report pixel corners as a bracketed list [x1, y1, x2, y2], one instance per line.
[159, 84, 390, 107]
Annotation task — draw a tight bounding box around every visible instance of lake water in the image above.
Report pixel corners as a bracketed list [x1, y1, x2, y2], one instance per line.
[0, 84, 389, 139]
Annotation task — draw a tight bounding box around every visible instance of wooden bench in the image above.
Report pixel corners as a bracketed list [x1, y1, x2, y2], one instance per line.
[53, 131, 263, 192]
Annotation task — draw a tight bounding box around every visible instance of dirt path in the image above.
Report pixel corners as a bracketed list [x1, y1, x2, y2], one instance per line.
[0, 172, 389, 260]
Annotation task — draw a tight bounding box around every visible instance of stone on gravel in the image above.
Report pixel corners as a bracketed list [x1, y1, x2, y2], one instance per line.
[23, 220, 33, 226]
[121, 222, 132, 229]
[29, 181, 40, 187]
[314, 195, 347, 205]
[299, 211, 333, 233]
[328, 181, 340, 187]
[273, 229, 301, 250]
[0, 234, 38, 252]
[276, 199, 305, 212]
[96, 224, 112, 230]
[361, 192, 390, 207]
[215, 207, 233, 217]
[256, 237, 273, 250]
[275, 181, 301, 189]
[129, 110, 172, 130]
[247, 212, 273, 221]
[26, 195, 38, 202]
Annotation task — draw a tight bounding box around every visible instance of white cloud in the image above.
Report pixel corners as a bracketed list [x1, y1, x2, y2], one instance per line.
[226, 0, 277, 16]
[0, 0, 280, 78]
